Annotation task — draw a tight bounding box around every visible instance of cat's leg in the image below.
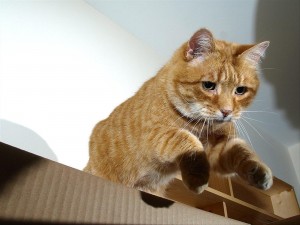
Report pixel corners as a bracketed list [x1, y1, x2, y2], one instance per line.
[178, 151, 210, 193]
[208, 138, 273, 190]
[155, 129, 210, 194]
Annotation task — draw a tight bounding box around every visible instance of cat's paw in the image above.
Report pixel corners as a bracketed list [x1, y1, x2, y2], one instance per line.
[183, 176, 209, 194]
[179, 151, 210, 194]
[243, 161, 273, 190]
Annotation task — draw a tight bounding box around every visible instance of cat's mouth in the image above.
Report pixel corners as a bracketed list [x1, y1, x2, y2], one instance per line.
[206, 117, 232, 123]
[190, 116, 233, 124]
[214, 118, 232, 123]
[199, 113, 237, 123]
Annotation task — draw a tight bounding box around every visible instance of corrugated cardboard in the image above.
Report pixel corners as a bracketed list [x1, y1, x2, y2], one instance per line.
[0, 142, 248, 224]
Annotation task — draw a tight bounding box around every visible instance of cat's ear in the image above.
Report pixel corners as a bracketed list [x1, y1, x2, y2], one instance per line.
[185, 28, 215, 61]
[239, 41, 270, 67]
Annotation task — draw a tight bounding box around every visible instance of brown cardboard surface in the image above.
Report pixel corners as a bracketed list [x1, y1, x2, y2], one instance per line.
[0, 142, 248, 224]
[266, 215, 300, 225]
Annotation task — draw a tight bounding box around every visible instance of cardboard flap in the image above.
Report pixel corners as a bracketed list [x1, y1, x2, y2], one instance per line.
[0, 142, 247, 224]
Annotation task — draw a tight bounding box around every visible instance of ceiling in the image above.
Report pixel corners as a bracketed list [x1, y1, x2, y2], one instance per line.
[85, 0, 300, 149]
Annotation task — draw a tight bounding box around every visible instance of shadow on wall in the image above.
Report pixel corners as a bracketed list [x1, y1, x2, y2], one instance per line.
[255, 0, 300, 130]
[0, 119, 57, 161]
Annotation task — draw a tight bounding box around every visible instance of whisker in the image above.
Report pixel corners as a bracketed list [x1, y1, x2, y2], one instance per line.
[260, 67, 277, 71]
[233, 122, 238, 139]
[227, 122, 233, 143]
[191, 117, 203, 134]
[237, 120, 254, 150]
[198, 118, 207, 140]
[240, 118, 274, 147]
[241, 110, 278, 115]
[178, 117, 195, 134]
[233, 120, 242, 138]
[241, 115, 269, 125]
[206, 119, 210, 145]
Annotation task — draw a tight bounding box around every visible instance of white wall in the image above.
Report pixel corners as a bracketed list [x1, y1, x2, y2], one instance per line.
[0, 0, 162, 169]
[86, 0, 258, 62]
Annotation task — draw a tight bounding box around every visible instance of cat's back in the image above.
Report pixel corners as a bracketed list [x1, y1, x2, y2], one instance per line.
[90, 77, 154, 141]
[86, 77, 159, 182]
[89, 95, 136, 154]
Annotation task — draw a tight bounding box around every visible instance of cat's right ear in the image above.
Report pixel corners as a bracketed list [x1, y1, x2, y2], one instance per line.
[238, 41, 270, 67]
[185, 28, 215, 62]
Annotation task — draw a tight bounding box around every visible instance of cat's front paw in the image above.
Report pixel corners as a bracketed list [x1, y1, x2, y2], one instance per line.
[179, 151, 210, 194]
[242, 160, 273, 190]
[183, 176, 209, 194]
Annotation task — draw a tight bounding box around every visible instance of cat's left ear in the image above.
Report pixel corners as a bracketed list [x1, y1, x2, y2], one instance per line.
[239, 41, 270, 67]
[185, 28, 215, 62]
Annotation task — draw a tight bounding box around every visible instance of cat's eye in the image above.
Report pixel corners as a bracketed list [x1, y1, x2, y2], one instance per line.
[202, 81, 216, 91]
[235, 86, 248, 95]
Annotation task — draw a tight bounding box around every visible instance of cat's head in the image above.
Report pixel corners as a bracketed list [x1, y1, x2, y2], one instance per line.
[166, 28, 269, 123]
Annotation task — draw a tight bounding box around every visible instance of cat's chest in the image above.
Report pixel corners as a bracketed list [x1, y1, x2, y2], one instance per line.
[187, 122, 227, 145]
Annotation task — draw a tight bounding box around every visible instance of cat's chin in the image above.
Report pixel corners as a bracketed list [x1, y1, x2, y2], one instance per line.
[198, 116, 232, 122]
[213, 119, 232, 123]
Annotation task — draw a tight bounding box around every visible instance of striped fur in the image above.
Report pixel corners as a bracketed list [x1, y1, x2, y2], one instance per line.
[84, 28, 273, 193]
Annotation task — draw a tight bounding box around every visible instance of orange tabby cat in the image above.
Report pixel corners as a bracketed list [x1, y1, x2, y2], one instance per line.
[84, 28, 273, 194]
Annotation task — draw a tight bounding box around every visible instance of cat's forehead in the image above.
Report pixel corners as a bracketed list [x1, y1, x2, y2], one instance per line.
[185, 41, 259, 87]
[202, 62, 240, 83]
[215, 40, 240, 55]
[199, 59, 258, 88]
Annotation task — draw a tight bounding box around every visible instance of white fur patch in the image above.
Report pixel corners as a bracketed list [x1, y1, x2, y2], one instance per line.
[172, 96, 203, 120]
[195, 183, 208, 194]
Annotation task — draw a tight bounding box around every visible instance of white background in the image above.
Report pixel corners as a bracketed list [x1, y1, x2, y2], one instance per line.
[0, 0, 162, 168]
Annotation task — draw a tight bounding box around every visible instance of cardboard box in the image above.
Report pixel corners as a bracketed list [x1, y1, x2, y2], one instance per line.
[160, 173, 300, 225]
[0, 142, 247, 225]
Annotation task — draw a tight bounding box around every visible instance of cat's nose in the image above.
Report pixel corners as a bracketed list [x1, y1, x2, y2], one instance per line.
[220, 109, 232, 118]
